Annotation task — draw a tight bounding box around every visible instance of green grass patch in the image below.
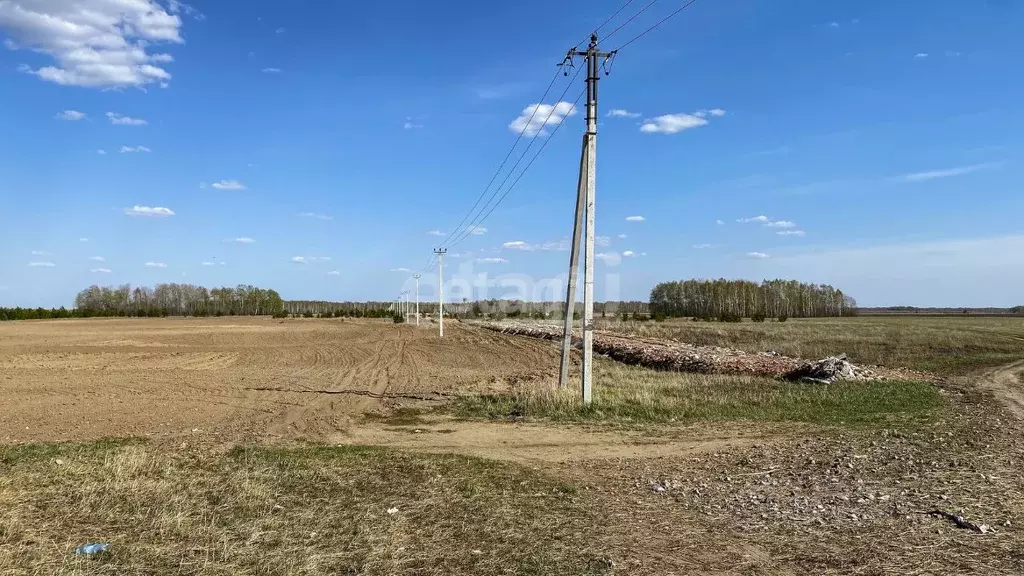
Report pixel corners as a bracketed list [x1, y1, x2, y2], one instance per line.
[453, 361, 943, 427]
[0, 442, 604, 575]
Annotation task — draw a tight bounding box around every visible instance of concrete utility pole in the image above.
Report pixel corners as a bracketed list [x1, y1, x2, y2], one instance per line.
[413, 274, 421, 326]
[558, 34, 614, 404]
[433, 248, 447, 338]
[558, 136, 588, 390]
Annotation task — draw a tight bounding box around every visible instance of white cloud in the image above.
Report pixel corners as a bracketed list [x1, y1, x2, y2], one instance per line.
[79, 237, 89, 242]
[503, 241, 528, 249]
[389, 267, 411, 272]
[716, 219, 725, 225]
[914, 53, 929, 59]
[765, 220, 797, 228]
[262, 67, 281, 73]
[211, 179, 247, 191]
[30, 250, 49, 255]
[124, 205, 174, 217]
[900, 163, 995, 182]
[597, 235, 611, 247]
[231, 237, 255, 244]
[476, 257, 508, 263]
[607, 109, 641, 118]
[91, 268, 112, 273]
[829, 21, 839, 28]
[275, 27, 285, 34]
[28, 261, 55, 267]
[427, 230, 446, 236]
[97, 149, 107, 155]
[0, 0, 184, 89]
[640, 108, 724, 134]
[201, 261, 215, 266]
[625, 215, 645, 222]
[693, 243, 714, 249]
[746, 252, 770, 259]
[509, 101, 577, 137]
[120, 145, 151, 153]
[595, 252, 621, 264]
[299, 212, 333, 220]
[777, 230, 807, 237]
[617, 233, 627, 239]
[292, 256, 331, 264]
[327, 270, 341, 276]
[55, 110, 86, 121]
[107, 112, 147, 126]
[144, 262, 167, 268]
[737, 215, 769, 223]
[467, 225, 487, 235]
[501, 239, 569, 252]
[89, 256, 105, 261]
[403, 118, 423, 129]
[622, 250, 636, 257]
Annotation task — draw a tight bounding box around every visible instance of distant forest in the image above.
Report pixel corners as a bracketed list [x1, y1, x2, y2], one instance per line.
[649, 279, 857, 319]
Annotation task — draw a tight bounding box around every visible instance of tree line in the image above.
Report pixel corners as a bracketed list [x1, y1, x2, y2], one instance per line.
[649, 279, 856, 319]
[70, 283, 287, 317]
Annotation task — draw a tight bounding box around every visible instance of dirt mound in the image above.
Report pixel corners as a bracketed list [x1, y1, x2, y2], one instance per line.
[482, 322, 936, 382]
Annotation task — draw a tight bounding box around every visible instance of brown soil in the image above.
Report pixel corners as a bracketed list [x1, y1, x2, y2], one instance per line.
[0, 317, 558, 443]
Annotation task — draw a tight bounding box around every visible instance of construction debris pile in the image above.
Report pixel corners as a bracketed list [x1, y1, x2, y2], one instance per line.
[480, 322, 935, 382]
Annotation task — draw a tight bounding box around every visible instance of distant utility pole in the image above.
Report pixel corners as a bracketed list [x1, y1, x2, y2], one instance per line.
[558, 34, 614, 405]
[433, 248, 447, 338]
[413, 274, 421, 326]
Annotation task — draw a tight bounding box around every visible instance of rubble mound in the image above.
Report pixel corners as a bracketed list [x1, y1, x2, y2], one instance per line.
[784, 354, 871, 383]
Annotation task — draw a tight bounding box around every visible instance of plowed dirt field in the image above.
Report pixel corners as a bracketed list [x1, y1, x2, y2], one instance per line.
[0, 317, 558, 443]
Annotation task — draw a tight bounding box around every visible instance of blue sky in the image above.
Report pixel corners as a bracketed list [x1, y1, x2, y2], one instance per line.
[1, 0, 1022, 308]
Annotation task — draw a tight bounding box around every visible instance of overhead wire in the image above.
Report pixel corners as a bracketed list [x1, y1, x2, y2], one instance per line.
[612, 0, 702, 50]
[442, 64, 585, 250]
[600, 0, 660, 42]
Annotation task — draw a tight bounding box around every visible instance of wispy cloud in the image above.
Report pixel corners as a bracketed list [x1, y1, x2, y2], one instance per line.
[30, 250, 49, 256]
[765, 220, 796, 229]
[292, 256, 331, 264]
[622, 250, 638, 257]
[275, 27, 286, 34]
[97, 149, 107, 155]
[640, 109, 724, 134]
[828, 21, 839, 28]
[79, 237, 89, 242]
[502, 239, 569, 252]
[427, 230, 446, 237]
[124, 205, 174, 217]
[625, 215, 645, 222]
[261, 67, 282, 73]
[211, 179, 247, 191]
[389, 267, 411, 272]
[120, 145, 151, 153]
[607, 109, 641, 118]
[230, 237, 255, 244]
[299, 212, 334, 220]
[107, 112, 147, 126]
[55, 110, 86, 121]
[737, 215, 769, 223]
[776, 230, 807, 237]
[201, 261, 215, 266]
[693, 243, 715, 249]
[145, 262, 167, 268]
[403, 117, 423, 129]
[914, 53, 929, 59]
[467, 225, 487, 235]
[28, 261, 56, 267]
[91, 268, 112, 273]
[617, 233, 627, 239]
[746, 252, 770, 259]
[477, 257, 508, 263]
[510, 101, 576, 137]
[89, 256, 105, 261]
[900, 163, 996, 182]
[716, 219, 725, 225]
[327, 270, 341, 276]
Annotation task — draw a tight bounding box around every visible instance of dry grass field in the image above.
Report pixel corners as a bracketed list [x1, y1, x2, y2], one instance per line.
[2, 316, 1023, 575]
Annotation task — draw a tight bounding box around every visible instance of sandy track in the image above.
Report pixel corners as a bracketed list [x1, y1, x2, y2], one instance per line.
[0, 318, 558, 443]
[978, 359, 1024, 419]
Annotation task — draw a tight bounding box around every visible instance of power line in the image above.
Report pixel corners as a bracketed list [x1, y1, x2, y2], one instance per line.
[582, 0, 637, 45]
[613, 0, 702, 50]
[447, 86, 587, 250]
[601, 0, 660, 42]
[443, 65, 584, 250]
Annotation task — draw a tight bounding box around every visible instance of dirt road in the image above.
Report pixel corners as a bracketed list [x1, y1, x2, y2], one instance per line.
[0, 317, 558, 443]
[978, 359, 1024, 419]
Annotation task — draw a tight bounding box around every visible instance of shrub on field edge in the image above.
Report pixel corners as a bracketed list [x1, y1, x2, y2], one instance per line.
[778, 315, 789, 322]
[751, 312, 766, 323]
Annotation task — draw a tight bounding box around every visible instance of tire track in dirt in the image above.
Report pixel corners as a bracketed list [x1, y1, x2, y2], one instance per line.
[978, 359, 1024, 419]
